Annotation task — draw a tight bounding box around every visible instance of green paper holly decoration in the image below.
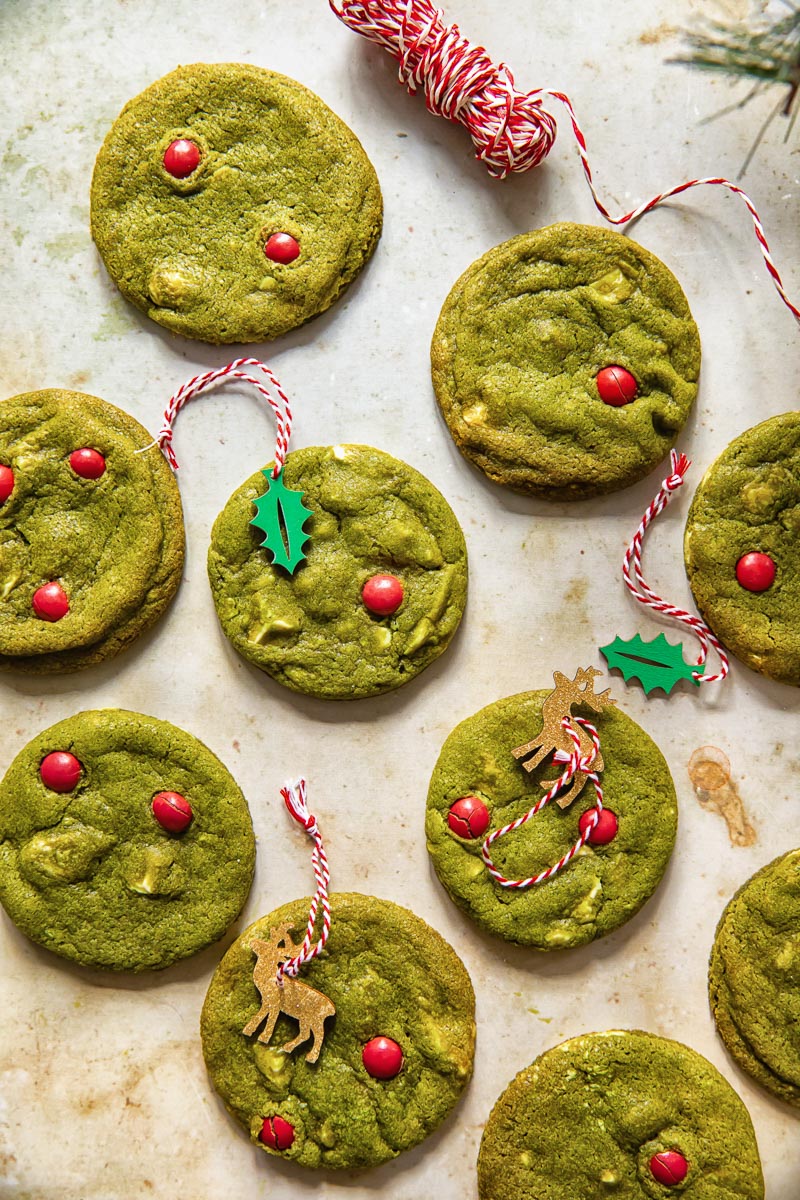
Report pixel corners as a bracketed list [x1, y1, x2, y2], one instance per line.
[599, 633, 704, 696]
[250, 469, 313, 574]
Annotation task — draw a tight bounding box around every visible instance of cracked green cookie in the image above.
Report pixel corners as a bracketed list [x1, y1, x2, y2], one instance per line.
[201, 892, 475, 1170]
[709, 848, 800, 1108]
[425, 689, 676, 949]
[0, 389, 184, 673]
[478, 1030, 764, 1199]
[0, 710, 255, 971]
[431, 222, 701, 499]
[684, 412, 800, 685]
[91, 63, 383, 344]
[207, 444, 468, 699]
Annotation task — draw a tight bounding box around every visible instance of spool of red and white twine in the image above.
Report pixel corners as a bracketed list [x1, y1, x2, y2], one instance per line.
[330, 0, 800, 324]
[481, 716, 604, 888]
[623, 450, 729, 684]
[277, 779, 332, 983]
[146, 357, 294, 475]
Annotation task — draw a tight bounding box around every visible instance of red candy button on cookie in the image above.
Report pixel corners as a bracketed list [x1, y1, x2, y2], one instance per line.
[163, 138, 201, 178]
[362, 1036, 404, 1080]
[40, 751, 82, 792]
[650, 1151, 689, 1186]
[447, 795, 490, 839]
[735, 551, 776, 593]
[0, 465, 14, 503]
[152, 791, 193, 834]
[32, 582, 69, 621]
[264, 232, 300, 264]
[596, 366, 638, 407]
[259, 1115, 295, 1150]
[362, 574, 404, 616]
[578, 807, 618, 846]
[69, 448, 106, 479]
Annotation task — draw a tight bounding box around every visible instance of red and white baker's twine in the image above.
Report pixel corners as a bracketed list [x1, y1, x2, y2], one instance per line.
[481, 717, 604, 888]
[151, 358, 293, 476]
[330, 0, 800, 324]
[623, 449, 729, 683]
[277, 779, 332, 983]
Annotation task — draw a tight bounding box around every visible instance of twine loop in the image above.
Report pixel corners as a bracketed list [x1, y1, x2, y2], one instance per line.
[277, 779, 332, 983]
[149, 358, 294, 476]
[622, 449, 729, 684]
[331, 0, 800, 323]
[481, 716, 604, 889]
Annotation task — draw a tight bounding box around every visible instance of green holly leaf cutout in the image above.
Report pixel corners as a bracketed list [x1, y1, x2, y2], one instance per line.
[599, 633, 704, 696]
[250, 469, 313, 575]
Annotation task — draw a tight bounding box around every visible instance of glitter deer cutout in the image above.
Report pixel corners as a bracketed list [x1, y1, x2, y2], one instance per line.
[242, 924, 336, 1064]
[512, 667, 616, 809]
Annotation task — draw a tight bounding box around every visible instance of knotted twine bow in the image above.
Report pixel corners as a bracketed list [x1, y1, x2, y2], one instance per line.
[330, 0, 800, 324]
[481, 716, 605, 888]
[277, 780, 332, 983]
[622, 450, 729, 684]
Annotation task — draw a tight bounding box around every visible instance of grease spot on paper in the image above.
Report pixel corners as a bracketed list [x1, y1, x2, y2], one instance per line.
[688, 746, 756, 847]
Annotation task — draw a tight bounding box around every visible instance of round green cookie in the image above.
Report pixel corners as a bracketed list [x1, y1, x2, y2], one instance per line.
[426, 687, 677, 949]
[0, 389, 184, 673]
[684, 412, 800, 685]
[709, 848, 800, 1108]
[0, 710, 255, 971]
[91, 63, 383, 344]
[207, 444, 468, 699]
[200, 892, 476, 1169]
[477, 1030, 765, 1199]
[431, 222, 701, 499]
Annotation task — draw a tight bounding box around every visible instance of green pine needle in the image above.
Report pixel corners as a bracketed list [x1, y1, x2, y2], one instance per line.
[673, 4, 800, 170]
[676, 5, 800, 93]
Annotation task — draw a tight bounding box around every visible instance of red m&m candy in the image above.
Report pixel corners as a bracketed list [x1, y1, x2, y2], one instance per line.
[32, 582, 69, 621]
[259, 1115, 295, 1150]
[40, 751, 82, 792]
[362, 574, 404, 616]
[69, 448, 106, 479]
[264, 233, 300, 264]
[362, 1036, 404, 1080]
[447, 795, 490, 839]
[152, 791, 193, 834]
[578, 807, 618, 846]
[649, 1151, 689, 1186]
[735, 551, 776, 593]
[163, 138, 201, 178]
[0, 465, 14, 503]
[596, 366, 638, 406]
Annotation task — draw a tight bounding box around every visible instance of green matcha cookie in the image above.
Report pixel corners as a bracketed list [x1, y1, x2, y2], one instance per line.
[207, 444, 468, 699]
[0, 389, 183, 673]
[684, 412, 800, 685]
[431, 223, 701, 499]
[201, 892, 475, 1169]
[91, 63, 383, 344]
[426, 687, 677, 948]
[0, 710, 255, 971]
[709, 848, 800, 1108]
[477, 1030, 765, 1199]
